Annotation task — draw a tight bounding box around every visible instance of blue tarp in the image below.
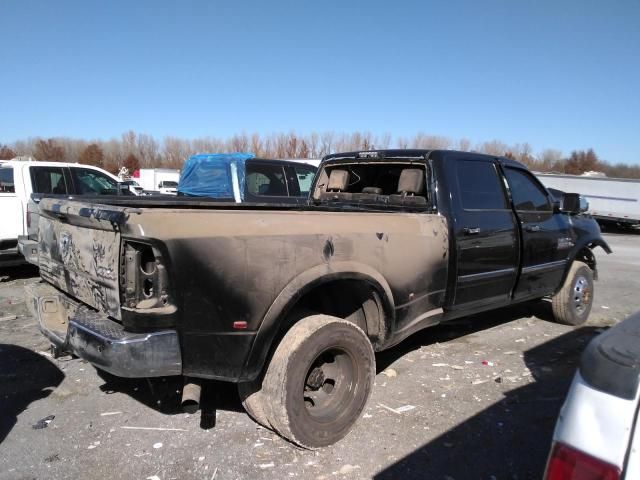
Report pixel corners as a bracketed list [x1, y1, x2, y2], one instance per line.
[177, 153, 255, 199]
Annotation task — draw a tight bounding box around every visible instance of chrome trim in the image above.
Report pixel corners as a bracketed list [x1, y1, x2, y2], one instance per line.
[522, 259, 566, 275]
[458, 267, 516, 283]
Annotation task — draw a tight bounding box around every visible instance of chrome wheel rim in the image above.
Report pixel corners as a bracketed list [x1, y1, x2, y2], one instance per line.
[573, 275, 591, 316]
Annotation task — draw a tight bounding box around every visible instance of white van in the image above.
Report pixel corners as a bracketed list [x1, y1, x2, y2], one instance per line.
[0, 159, 123, 267]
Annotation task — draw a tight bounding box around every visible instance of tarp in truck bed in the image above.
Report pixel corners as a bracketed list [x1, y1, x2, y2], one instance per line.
[177, 153, 254, 199]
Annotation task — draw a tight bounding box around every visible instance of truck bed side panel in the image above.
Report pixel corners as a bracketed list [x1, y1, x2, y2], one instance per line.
[124, 209, 449, 379]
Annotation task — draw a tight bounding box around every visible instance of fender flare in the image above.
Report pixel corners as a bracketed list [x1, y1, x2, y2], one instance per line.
[240, 261, 395, 381]
[557, 237, 612, 291]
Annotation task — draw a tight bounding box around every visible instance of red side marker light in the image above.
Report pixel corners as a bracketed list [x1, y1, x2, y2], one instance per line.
[233, 321, 248, 330]
[545, 443, 620, 480]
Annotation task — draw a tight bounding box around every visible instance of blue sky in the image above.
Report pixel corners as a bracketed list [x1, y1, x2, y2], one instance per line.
[1, 0, 639, 164]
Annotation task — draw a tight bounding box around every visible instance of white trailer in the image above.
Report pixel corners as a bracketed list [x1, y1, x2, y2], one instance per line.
[136, 168, 180, 195]
[536, 172, 640, 226]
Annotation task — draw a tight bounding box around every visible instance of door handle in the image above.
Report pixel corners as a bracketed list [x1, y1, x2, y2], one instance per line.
[463, 227, 481, 235]
[526, 225, 541, 232]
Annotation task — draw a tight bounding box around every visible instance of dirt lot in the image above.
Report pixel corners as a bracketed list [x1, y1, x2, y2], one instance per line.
[1, 231, 639, 480]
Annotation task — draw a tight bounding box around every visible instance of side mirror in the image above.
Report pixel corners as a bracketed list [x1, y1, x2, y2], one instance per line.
[561, 193, 589, 214]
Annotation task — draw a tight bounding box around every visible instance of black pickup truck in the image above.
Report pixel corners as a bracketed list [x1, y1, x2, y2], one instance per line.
[26, 149, 610, 448]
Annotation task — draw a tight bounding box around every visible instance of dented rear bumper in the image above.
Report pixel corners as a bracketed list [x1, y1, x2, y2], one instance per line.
[25, 282, 182, 378]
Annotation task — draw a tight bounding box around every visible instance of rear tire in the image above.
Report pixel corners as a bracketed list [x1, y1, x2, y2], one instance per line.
[551, 261, 594, 325]
[261, 314, 375, 448]
[238, 378, 271, 429]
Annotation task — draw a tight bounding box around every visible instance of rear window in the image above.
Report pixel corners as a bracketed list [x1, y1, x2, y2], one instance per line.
[456, 160, 508, 210]
[0, 166, 14, 193]
[31, 166, 69, 195]
[246, 164, 288, 196]
[293, 165, 316, 196]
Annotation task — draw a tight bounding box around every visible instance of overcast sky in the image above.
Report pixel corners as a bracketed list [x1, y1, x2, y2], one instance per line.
[1, 0, 639, 164]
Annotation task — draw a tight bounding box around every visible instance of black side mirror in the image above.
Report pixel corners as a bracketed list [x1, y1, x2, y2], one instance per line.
[561, 193, 589, 214]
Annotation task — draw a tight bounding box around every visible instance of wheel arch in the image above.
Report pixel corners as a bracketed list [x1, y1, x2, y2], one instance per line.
[558, 237, 611, 290]
[241, 261, 395, 381]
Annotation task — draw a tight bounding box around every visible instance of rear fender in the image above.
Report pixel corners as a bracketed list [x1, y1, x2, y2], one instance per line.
[241, 261, 395, 381]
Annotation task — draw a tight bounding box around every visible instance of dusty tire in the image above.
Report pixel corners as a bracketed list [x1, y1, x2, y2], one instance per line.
[262, 315, 375, 448]
[551, 261, 594, 325]
[238, 379, 272, 429]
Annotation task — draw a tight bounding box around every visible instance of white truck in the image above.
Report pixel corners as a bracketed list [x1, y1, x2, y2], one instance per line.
[136, 168, 180, 195]
[0, 159, 123, 267]
[536, 172, 640, 228]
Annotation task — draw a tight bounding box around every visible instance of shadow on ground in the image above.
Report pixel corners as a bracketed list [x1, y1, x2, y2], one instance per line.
[374, 325, 600, 480]
[0, 344, 65, 444]
[95, 370, 244, 429]
[93, 299, 563, 438]
[376, 299, 556, 373]
[0, 264, 39, 282]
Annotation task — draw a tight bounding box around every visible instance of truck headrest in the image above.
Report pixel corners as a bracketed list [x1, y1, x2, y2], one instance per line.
[397, 169, 424, 195]
[327, 169, 350, 192]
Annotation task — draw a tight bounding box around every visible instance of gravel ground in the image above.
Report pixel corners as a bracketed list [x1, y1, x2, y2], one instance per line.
[1, 231, 638, 480]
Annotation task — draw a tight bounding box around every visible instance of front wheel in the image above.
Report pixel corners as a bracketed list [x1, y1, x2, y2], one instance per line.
[551, 261, 594, 325]
[261, 314, 375, 448]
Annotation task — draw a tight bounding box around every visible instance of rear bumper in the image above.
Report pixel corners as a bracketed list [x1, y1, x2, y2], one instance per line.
[17, 236, 39, 265]
[25, 282, 182, 378]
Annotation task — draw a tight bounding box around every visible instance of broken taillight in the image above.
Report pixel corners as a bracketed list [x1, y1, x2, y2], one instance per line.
[544, 443, 620, 480]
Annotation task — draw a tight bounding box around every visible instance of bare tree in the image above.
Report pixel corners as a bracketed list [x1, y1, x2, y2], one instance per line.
[79, 143, 105, 168]
[34, 138, 65, 161]
[0, 144, 17, 159]
[123, 153, 140, 174]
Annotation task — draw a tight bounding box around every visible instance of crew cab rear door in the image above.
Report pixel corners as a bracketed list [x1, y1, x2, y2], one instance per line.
[502, 166, 570, 299]
[451, 156, 519, 308]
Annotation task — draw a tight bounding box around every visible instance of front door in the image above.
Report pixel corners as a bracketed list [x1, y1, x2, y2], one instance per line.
[502, 167, 571, 299]
[452, 158, 519, 308]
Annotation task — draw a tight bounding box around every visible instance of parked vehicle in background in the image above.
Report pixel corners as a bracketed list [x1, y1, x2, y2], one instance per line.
[135, 168, 180, 195]
[177, 154, 317, 203]
[119, 179, 145, 196]
[27, 149, 608, 447]
[0, 159, 126, 266]
[545, 311, 640, 480]
[536, 172, 640, 228]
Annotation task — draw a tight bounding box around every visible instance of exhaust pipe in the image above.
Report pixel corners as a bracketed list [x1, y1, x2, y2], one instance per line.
[181, 378, 201, 414]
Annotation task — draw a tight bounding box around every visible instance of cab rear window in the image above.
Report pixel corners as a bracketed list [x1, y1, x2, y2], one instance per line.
[0, 166, 14, 193]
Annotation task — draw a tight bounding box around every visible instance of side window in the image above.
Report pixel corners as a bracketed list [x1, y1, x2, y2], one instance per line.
[504, 168, 551, 212]
[245, 164, 288, 196]
[30, 167, 69, 194]
[71, 168, 118, 195]
[456, 160, 507, 210]
[293, 165, 316, 196]
[0, 166, 15, 193]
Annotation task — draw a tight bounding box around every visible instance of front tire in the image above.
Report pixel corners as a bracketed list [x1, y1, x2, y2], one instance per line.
[261, 314, 375, 448]
[551, 261, 594, 325]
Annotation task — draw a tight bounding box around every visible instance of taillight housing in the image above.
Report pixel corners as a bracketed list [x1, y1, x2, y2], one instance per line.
[26, 211, 31, 229]
[120, 240, 176, 329]
[545, 443, 620, 480]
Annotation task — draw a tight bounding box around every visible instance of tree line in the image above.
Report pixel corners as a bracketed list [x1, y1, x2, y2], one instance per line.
[0, 131, 638, 179]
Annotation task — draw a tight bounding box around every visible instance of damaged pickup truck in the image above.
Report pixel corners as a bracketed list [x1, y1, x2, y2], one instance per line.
[26, 149, 610, 448]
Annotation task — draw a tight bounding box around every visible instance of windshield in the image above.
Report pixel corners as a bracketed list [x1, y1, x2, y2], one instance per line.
[162, 181, 178, 188]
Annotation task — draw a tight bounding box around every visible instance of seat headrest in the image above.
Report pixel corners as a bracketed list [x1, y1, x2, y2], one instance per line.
[362, 187, 383, 194]
[327, 169, 349, 191]
[397, 169, 424, 194]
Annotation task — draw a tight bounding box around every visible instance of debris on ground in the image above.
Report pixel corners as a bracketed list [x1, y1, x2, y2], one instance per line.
[32, 415, 55, 430]
[382, 368, 397, 378]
